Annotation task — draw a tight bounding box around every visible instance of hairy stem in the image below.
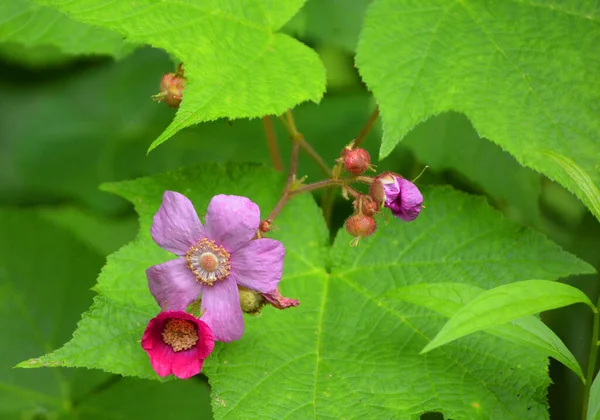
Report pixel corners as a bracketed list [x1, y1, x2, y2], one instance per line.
[267, 179, 343, 223]
[353, 107, 380, 149]
[279, 110, 332, 177]
[262, 116, 283, 171]
[582, 293, 600, 420]
[299, 137, 332, 177]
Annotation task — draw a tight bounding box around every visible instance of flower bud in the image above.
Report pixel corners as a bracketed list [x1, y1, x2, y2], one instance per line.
[373, 172, 423, 221]
[238, 286, 265, 314]
[369, 178, 385, 206]
[342, 147, 371, 175]
[259, 220, 272, 233]
[154, 72, 186, 108]
[345, 214, 377, 238]
[353, 195, 379, 217]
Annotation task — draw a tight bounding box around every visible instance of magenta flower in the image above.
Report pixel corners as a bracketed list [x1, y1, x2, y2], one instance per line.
[141, 311, 214, 379]
[377, 173, 423, 221]
[146, 191, 285, 342]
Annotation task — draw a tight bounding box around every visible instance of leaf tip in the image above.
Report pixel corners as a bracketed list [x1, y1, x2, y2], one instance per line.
[420, 342, 436, 355]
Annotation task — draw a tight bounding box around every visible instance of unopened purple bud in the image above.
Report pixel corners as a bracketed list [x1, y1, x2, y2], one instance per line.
[377, 172, 423, 221]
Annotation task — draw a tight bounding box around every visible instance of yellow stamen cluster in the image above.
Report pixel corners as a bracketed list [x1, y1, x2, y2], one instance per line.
[186, 238, 231, 286]
[162, 319, 198, 352]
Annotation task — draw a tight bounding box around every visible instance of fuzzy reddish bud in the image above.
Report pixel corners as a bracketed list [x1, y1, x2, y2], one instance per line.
[353, 195, 379, 217]
[259, 220, 272, 233]
[155, 72, 186, 108]
[342, 148, 371, 175]
[369, 179, 385, 206]
[345, 214, 377, 238]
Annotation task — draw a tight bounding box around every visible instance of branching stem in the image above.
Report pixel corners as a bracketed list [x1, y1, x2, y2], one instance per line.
[267, 179, 343, 223]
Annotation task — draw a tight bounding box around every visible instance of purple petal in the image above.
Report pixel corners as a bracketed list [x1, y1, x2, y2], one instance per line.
[394, 179, 423, 222]
[204, 195, 260, 252]
[201, 278, 244, 342]
[151, 191, 204, 256]
[232, 238, 285, 293]
[146, 258, 202, 310]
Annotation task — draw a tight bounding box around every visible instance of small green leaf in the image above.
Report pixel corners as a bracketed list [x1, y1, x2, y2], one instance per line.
[587, 370, 600, 420]
[389, 282, 585, 382]
[422, 280, 595, 353]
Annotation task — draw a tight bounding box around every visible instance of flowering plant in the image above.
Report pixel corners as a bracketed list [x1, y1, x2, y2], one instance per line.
[6, 1, 599, 419]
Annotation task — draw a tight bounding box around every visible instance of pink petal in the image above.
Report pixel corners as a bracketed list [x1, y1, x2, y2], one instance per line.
[151, 191, 204, 256]
[148, 342, 176, 377]
[204, 195, 260, 252]
[146, 258, 202, 311]
[201, 278, 244, 342]
[195, 321, 216, 359]
[171, 349, 203, 379]
[232, 238, 285, 293]
[141, 315, 175, 377]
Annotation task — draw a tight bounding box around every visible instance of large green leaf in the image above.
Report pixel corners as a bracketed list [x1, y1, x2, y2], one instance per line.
[0, 0, 135, 58]
[22, 164, 595, 419]
[356, 0, 600, 220]
[0, 209, 211, 419]
[32, 0, 326, 150]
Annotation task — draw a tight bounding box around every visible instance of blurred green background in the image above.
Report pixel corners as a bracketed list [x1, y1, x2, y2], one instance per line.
[1, 8, 599, 420]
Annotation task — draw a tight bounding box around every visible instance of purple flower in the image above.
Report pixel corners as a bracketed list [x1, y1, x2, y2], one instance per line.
[146, 191, 285, 342]
[141, 310, 214, 379]
[377, 172, 423, 221]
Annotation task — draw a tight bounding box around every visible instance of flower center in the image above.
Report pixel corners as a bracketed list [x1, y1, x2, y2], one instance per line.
[186, 238, 231, 286]
[161, 319, 198, 352]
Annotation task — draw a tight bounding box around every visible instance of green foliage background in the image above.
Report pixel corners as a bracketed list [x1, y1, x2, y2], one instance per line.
[1, 0, 599, 419]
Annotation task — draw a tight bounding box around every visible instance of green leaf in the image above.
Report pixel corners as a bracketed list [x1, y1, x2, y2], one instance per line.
[541, 149, 600, 222]
[356, 0, 600, 219]
[422, 280, 595, 354]
[0, 0, 135, 58]
[0, 209, 211, 419]
[389, 282, 585, 382]
[587, 370, 600, 420]
[28, 167, 594, 418]
[33, 0, 326, 150]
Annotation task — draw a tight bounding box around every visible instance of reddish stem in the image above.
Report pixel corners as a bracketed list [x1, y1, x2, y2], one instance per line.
[262, 116, 283, 171]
